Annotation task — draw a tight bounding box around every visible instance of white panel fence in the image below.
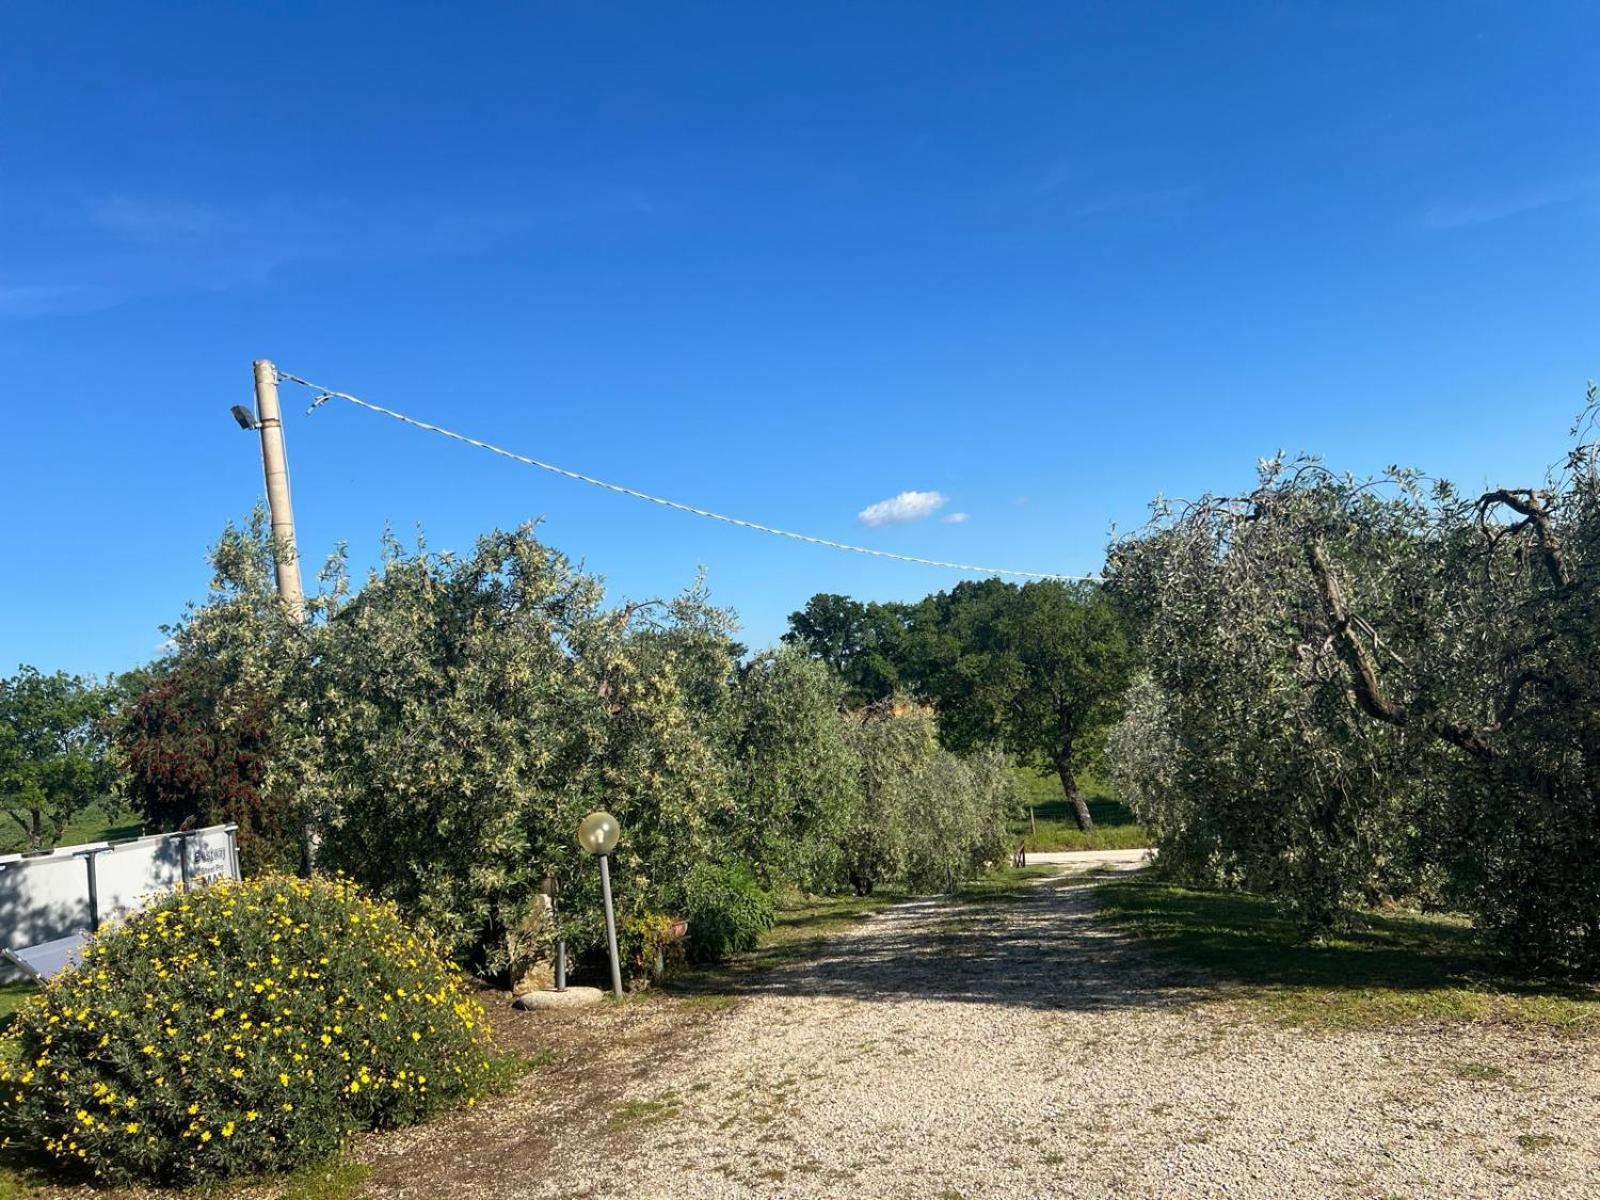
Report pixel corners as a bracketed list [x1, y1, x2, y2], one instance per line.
[1, 825, 240, 982]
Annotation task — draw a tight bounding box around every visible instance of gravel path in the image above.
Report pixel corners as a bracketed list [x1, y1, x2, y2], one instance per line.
[511, 871, 1599, 1200]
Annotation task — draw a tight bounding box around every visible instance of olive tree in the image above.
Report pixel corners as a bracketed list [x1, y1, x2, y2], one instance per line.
[1107, 387, 1600, 968]
[838, 701, 1019, 895]
[724, 647, 861, 889]
[304, 525, 735, 973]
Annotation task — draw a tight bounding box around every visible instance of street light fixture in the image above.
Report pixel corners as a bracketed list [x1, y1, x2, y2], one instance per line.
[230, 404, 258, 431]
[577, 811, 623, 998]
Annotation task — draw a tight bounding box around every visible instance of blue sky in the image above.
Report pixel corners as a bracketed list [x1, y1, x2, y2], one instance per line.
[3, 2, 1597, 676]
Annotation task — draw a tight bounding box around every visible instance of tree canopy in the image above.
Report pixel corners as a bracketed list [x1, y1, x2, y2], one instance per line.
[112, 513, 1020, 978]
[1105, 388, 1600, 971]
[113, 513, 305, 872]
[782, 593, 907, 706]
[786, 579, 1132, 830]
[0, 665, 112, 851]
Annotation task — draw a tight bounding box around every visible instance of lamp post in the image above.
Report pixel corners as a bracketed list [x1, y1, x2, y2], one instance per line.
[577, 811, 623, 998]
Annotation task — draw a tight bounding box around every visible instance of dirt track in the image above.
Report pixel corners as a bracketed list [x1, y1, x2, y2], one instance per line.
[360, 871, 1600, 1200]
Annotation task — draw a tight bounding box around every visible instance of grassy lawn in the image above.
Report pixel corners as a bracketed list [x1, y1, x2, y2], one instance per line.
[0, 1154, 369, 1200]
[0, 804, 143, 856]
[1096, 873, 1600, 1032]
[0, 982, 37, 1035]
[1011, 768, 1147, 852]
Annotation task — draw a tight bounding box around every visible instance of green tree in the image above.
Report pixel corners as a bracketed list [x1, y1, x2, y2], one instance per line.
[725, 647, 862, 888]
[837, 701, 1019, 894]
[1106, 388, 1600, 967]
[303, 524, 734, 974]
[112, 511, 306, 873]
[908, 580, 1133, 832]
[783, 593, 909, 706]
[0, 665, 112, 851]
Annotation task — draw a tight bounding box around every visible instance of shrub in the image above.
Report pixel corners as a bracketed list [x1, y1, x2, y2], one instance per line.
[900, 747, 1020, 893]
[617, 912, 689, 985]
[725, 649, 862, 891]
[0, 876, 492, 1185]
[838, 703, 1020, 895]
[679, 864, 776, 961]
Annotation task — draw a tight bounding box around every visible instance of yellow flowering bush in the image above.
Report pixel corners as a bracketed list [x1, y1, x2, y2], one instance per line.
[0, 875, 492, 1184]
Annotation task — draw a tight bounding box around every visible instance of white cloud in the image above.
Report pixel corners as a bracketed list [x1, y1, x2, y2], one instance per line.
[89, 194, 228, 242]
[0, 184, 656, 322]
[0, 281, 130, 318]
[1421, 178, 1596, 230]
[857, 490, 947, 528]
[941, 512, 970, 524]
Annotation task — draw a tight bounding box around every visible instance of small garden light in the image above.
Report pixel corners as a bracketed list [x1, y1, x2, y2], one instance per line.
[577, 811, 624, 997]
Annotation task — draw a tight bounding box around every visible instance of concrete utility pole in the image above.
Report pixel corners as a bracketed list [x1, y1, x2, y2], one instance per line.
[251, 359, 307, 622]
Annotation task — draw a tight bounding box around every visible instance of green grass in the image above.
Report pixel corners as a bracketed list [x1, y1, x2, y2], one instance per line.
[0, 803, 143, 856]
[274, 1159, 371, 1200]
[0, 982, 38, 1035]
[0, 1154, 373, 1200]
[1096, 874, 1600, 1031]
[952, 864, 1064, 901]
[1011, 768, 1148, 852]
[1451, 1061, 1507, 1082]
[191, 1157, 373, 1200]
[481, 1048, 556, 1095]
[729, 887, 912, 972]
[608, 1092, 682, 1130]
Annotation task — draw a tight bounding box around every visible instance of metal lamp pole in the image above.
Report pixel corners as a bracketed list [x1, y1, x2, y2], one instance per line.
[598, 854, 623, 998]
[577, 811, 624, 998]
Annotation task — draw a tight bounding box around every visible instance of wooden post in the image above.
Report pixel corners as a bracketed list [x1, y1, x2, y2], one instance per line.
[249, 361, 315, 871]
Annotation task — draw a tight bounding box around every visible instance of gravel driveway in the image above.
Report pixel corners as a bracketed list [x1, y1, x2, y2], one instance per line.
[389, 869, 1600, 1200]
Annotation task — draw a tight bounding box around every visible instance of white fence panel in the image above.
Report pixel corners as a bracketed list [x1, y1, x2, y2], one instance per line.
[0, 850, 96, 959]
[1, 825, 239, 982]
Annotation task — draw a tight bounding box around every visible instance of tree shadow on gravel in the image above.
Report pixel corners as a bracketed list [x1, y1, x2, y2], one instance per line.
[1091, 877, 1600, 1027]
[669, 874, 1220, 1014]
[667, 871, 1600, 1028]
